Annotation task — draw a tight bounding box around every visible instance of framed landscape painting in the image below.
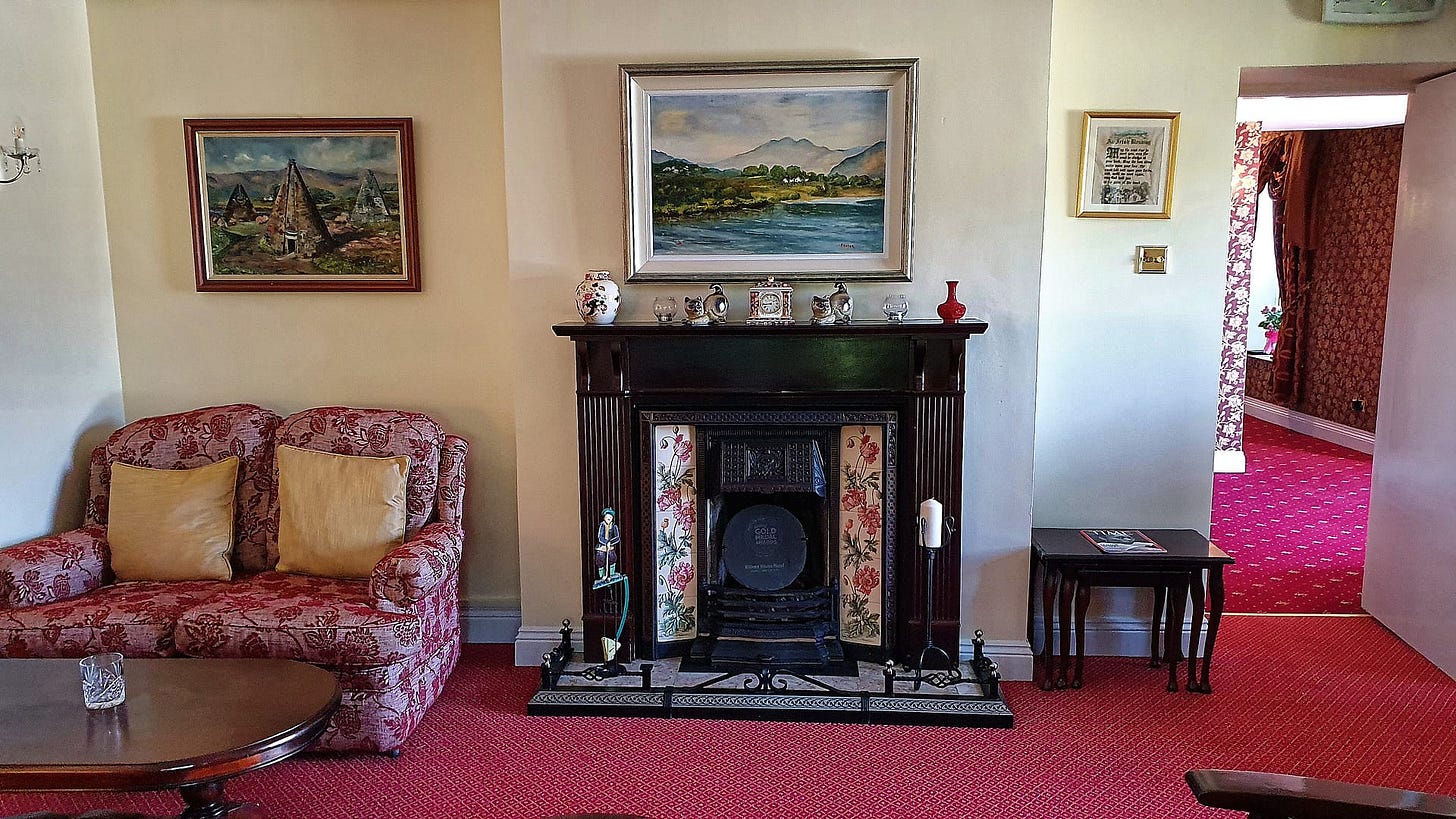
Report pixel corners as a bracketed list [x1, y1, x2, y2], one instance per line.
[184, 118, 420, 291]
[621, 60, 917, 282]
[1075, 111, 1179, 219]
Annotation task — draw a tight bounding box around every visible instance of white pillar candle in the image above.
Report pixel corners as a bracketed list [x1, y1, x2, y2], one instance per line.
[919, 498, 944, 550]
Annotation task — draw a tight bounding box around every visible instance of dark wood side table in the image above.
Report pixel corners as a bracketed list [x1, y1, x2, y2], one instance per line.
[1030, 528, 1234, 694]
[0, 658, 340, 819]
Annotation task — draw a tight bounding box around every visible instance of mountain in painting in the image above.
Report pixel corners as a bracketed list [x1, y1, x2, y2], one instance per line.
[829, 141, 886, 178]
[650, 149, 684, 164]
[204, 165, 398, 207]
[710, 137, 859, 174]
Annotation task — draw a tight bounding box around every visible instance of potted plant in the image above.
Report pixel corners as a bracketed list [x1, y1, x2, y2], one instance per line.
[1258, 306, 1282, 354]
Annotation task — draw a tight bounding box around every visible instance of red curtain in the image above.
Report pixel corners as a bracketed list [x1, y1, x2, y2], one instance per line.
[1257, 131, 1323, 403]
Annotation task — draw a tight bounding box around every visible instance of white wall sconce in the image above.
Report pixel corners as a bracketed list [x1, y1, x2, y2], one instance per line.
[1, 117, 41, 185]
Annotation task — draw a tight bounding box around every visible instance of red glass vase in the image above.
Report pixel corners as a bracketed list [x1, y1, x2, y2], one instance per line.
[937, 280, 966, 324]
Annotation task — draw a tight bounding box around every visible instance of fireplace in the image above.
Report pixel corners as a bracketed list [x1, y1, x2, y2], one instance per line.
[554, 319, 986, 668]
[652, 415, 899, 669]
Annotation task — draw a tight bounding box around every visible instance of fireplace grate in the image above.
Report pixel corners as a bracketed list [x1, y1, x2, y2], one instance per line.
[693, 585, 845, 668]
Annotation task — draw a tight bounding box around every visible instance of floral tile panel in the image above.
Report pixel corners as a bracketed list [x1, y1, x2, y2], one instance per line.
[839, 425, 884, 647]
[653, 425, 698, 643]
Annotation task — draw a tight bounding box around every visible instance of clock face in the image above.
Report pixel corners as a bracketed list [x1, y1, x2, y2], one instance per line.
[759, 292, 782, 314]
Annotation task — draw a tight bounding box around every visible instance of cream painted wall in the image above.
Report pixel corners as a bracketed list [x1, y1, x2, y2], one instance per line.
[1034, 1, 1456, 633]
[84, 0, 519, 607]
[0, 1, 124, 546]
[500, 0, 1052, 648]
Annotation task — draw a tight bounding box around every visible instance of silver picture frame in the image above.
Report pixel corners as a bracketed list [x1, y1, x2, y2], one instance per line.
[621, 59, 917, 283]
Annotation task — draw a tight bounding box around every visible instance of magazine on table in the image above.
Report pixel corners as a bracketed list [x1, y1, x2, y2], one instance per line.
[1080, 529, 1166, 554]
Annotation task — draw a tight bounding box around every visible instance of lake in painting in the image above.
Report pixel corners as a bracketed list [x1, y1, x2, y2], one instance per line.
[649, 88, 889, 256]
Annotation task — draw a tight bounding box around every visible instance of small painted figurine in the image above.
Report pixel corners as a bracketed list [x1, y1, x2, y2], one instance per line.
[703, 283, 729, 324]
[681, 296, 711, 326]
[595, 507, 620, 580]
[810, 293, 835, 326]
[828, 281, 853, 324]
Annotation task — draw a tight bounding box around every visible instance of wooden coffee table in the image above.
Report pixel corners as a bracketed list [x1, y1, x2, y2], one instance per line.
[0, 658, 339, 819]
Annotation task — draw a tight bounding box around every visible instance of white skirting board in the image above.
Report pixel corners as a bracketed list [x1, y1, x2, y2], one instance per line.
[512, 624, 583, 666]
[965, 638, 1035, 681]
[1213, 449, 1246, 474]
[459, 605, 523, 645]
[1030, 613, 1206, 658]
[507, 622, 1035, 681]
[1244, 397, 1375, 454]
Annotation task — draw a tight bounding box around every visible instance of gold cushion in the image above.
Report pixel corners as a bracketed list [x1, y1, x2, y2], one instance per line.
[275, 445, 409, 579]
[107, 457, 239, 582]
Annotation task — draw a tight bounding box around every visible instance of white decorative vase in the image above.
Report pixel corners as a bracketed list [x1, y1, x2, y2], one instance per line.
[575, 270, 621, 325]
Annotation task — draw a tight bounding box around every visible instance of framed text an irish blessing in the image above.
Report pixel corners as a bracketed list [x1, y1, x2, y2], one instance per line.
[1075, 111, 1179, 219]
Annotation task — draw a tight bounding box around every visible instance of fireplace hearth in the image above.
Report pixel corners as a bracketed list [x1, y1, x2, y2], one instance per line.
[536, 318, 1008, 727]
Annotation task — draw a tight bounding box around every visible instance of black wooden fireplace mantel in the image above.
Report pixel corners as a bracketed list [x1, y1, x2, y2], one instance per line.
[554, 319, 987, 665]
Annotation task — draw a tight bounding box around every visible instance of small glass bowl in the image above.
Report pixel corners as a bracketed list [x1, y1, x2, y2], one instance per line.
[882, 293, 910, 323]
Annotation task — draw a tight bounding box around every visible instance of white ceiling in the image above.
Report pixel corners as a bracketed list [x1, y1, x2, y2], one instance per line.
[1236, 94, 1408, 130]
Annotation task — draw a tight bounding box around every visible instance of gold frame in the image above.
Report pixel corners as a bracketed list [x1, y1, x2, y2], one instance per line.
[1075, 111, 1180, 219]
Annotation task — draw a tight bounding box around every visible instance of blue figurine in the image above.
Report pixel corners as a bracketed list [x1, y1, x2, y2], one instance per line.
[595, 507, 620, 581]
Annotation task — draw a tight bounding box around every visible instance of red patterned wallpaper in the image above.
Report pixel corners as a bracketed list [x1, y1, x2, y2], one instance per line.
[1245, 125, 1402, 433]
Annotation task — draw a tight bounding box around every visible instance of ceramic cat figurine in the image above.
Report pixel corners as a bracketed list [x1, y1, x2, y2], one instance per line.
[681, 296, 711, 326]
[810, 294, 835, 326]
[703, 283, 729, 324]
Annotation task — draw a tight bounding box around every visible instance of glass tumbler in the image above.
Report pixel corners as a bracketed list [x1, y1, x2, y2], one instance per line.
[79, 652, 126, 709]
[653, 296, 678, 324]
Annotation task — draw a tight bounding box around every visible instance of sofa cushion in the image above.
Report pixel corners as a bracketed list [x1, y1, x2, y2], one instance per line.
[85, 403, 283, 574]
[108, 457, 240, 582]
[274, 445, 409, 579]
[0, 581, 227, 658]
[174, 571, 423, 667]
[275, 407, 444, 539]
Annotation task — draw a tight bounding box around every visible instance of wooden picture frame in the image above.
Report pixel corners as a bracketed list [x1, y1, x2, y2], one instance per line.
[621, 59, 917, 282]
[1075, 111, 1179, 219]
[184, 117, 420, 292]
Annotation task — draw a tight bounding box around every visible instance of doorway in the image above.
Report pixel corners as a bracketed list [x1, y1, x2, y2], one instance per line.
[1211, 69, 1442, 615]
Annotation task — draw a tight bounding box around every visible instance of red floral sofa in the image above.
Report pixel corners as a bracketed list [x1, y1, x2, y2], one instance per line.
[0, 403, 466, 754]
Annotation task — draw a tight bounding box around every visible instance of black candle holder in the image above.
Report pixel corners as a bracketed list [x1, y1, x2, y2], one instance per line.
[913, 514, 958, 690]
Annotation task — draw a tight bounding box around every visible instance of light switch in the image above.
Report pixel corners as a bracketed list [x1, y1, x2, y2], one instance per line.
[1135, 245, 1167, 274]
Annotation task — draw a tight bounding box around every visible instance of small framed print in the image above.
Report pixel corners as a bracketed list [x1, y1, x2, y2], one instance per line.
[1076, 111, 1179, 219]
[184, 117, 420, 291]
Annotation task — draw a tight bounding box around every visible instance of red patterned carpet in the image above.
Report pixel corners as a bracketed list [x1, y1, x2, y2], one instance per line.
[4, 617, 1454, 819]
[1213, 416, 1372, 614]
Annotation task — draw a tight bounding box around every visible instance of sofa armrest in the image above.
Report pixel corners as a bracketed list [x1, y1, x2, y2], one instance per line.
[0, 526, 109, 609]
[369, 522, 463, 613]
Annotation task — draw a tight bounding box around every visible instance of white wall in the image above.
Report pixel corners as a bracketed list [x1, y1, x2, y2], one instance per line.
[500, 0, 1052, 657]
[1034, 1, 1456, 638]
[1247, 191, 1280, 352]
[1363, 72, 1456, 678]
[0, 1, 123, 545]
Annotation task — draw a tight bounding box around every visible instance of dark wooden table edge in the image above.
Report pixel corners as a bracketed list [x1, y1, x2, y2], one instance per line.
[0, 676, 340, 794]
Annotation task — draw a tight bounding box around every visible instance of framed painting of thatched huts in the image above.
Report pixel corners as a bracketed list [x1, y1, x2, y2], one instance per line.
[184, 118, 420, 292]
[621, 59, 917, 282]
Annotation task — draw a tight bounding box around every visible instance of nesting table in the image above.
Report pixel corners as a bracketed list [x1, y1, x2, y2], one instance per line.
[1030, 528, 1234, 693]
